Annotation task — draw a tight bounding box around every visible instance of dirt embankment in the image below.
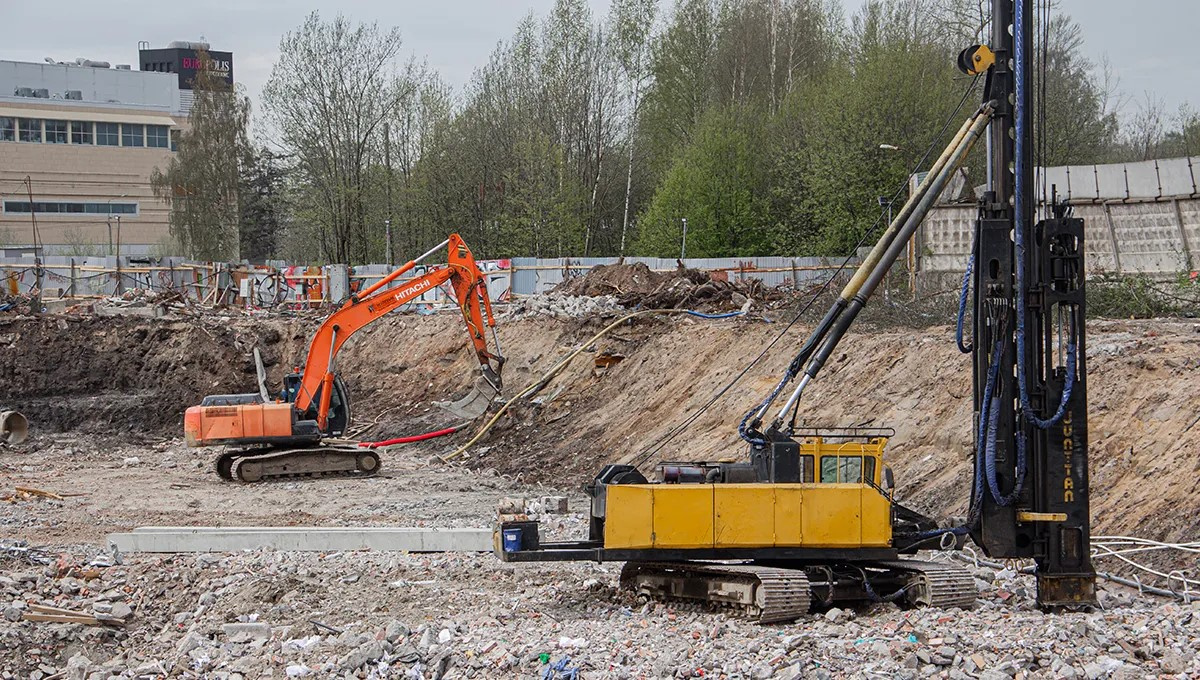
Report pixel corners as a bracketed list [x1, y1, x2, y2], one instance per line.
[556, 262, 782, 311]
[0, 316, 303, 432]
[3, 309, 1199, 543]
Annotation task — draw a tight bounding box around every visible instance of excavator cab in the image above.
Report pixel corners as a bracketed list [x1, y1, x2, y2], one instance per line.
[283, 372, 351, 438]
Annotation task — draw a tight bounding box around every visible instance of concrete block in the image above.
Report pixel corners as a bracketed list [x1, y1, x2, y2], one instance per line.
[222, 622, 271, 640]
[541, 496, 569, 514]
[496, 497, 525, 514]
[108, 526, 492, 554]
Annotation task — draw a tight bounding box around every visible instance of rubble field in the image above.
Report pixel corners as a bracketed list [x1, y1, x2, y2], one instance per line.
[1, 288, 1199, 678]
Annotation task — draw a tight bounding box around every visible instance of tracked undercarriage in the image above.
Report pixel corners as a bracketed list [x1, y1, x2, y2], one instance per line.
[619, 558, 974, 623]
[214, 441, 381, 483]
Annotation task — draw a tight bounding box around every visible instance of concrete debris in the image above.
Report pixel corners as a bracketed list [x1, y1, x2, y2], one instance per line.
[554, 261, 783, 311]
[497, 495, 570, 519]
[0, 544, 1195, 678]
[503, 293, 623, 320]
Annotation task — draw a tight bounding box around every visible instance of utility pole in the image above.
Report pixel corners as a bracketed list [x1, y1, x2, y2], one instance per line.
[115, 214, 123, 294]
[680, 218, 688, 260]
[384, 122, 394, 267]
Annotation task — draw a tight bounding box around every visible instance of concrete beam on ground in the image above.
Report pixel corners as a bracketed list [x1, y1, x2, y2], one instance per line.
[107, 526, 493, 554]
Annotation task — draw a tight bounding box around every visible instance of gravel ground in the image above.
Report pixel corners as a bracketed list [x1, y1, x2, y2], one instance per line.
[0, 544, 1194, 679]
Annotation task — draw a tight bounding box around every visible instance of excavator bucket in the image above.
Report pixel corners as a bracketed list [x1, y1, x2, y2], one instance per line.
[435, 367, 502, 420]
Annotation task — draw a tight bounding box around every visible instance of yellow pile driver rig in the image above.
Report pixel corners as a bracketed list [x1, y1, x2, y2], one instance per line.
[497, 0, 1095, 623]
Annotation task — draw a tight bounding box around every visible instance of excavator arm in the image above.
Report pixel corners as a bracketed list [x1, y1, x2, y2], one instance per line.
[292, 234, 502, 430]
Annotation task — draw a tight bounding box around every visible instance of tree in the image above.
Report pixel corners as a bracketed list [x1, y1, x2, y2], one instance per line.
[636, 104, 772, 256]
[775, 1, 966, 255]
[151, 48, 250, 260]
[609, 0, 659, 254]
[263, 12, 419, 264]
[1037, 14, 1119, 166]
[238, 146, 285, 262]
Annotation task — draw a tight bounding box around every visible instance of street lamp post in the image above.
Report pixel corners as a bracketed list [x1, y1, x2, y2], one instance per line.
[385, 219, 393, 267]
[680, 218, 688, 260]
[107, 194, 128, 294]
[106, 194, 128, 256]
[879, 143, 916, 297]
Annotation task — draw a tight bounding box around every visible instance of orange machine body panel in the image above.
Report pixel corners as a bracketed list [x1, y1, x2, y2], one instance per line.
[184, 402, 294, 447]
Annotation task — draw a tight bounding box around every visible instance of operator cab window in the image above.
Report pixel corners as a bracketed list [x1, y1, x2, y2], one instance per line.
[819, 455, 876, 484]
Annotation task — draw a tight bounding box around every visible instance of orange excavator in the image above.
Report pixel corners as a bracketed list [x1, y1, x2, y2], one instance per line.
[184, 234, 504, 482]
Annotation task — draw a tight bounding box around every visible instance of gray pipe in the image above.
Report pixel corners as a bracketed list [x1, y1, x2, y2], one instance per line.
[1, 411, 29, 445]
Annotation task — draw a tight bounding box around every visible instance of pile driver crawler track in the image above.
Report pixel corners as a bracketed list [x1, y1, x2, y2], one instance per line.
[621, 562, 812, 624]
[214, 443, 381, 483]
[874, 559, 978, 609]
[618, 558, 974, 624]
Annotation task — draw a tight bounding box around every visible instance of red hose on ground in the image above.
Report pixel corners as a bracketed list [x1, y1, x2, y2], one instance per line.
[358, 426, 460, 448]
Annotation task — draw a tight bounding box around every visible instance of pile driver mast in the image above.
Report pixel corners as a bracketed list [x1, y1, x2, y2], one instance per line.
[968, 0, 1095, 605]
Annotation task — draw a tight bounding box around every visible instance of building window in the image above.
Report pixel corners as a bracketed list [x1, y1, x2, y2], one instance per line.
[0, 117, 13, 142]
[147, 125, 169, 149]
[122, 123, 145, 147]
[45, 120, 68, 144]
[17, 118, 42, 143]
[96, 122, 119, 146]
[3, 201, 138, 216]
[71, 121, 93, 144]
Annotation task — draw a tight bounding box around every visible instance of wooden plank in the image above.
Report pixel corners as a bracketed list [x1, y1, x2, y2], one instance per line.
[14, 487, 64, 501]
[23, 613, 99, 625]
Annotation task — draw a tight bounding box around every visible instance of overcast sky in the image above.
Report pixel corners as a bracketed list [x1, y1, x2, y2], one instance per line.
[1, 0, 1193, 124]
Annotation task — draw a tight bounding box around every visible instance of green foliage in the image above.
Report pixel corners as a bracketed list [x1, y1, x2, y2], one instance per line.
[636, 104, 771, 256]
[258, 0, 1144, 263]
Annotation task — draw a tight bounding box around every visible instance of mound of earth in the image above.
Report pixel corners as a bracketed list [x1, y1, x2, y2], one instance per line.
[555, 262, 779, 311]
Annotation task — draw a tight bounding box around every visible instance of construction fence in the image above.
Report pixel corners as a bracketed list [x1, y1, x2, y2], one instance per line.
[7, 157, 1198, 309]
[0, 254, 852, 310]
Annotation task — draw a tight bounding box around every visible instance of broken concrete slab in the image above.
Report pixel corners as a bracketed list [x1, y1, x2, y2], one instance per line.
[107, 526, 492, 554]
[95, 304, 166, 318]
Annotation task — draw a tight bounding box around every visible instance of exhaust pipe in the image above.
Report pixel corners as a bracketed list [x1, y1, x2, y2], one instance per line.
[1, 411, 29, 445]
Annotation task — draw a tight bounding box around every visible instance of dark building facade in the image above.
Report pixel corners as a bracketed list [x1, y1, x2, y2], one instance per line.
[139, 41, 233, 90]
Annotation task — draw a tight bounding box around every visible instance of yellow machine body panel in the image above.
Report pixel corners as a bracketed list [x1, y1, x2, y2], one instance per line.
[652, 485, 714, 548]
[799, 484, 863, 547]
[603, 438, 892, 550]
[605, 483, 890, 550]
[604, 485, 655, 549]
[714, 485, 777, 547]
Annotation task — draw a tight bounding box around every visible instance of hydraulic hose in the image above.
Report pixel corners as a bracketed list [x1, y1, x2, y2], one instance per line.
[955, 249, 974, 354]
[1012, 0, 1078, 431]
[358, 426, 460, 448]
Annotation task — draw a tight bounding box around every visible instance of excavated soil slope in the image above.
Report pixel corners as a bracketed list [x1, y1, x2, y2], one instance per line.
[2, 311, 1199, 544]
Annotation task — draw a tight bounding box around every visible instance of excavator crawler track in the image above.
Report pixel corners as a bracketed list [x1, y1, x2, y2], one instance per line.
[875, 558, 977, 609]
[214, 443, 381, 483]
[620, 561, 812, 624]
